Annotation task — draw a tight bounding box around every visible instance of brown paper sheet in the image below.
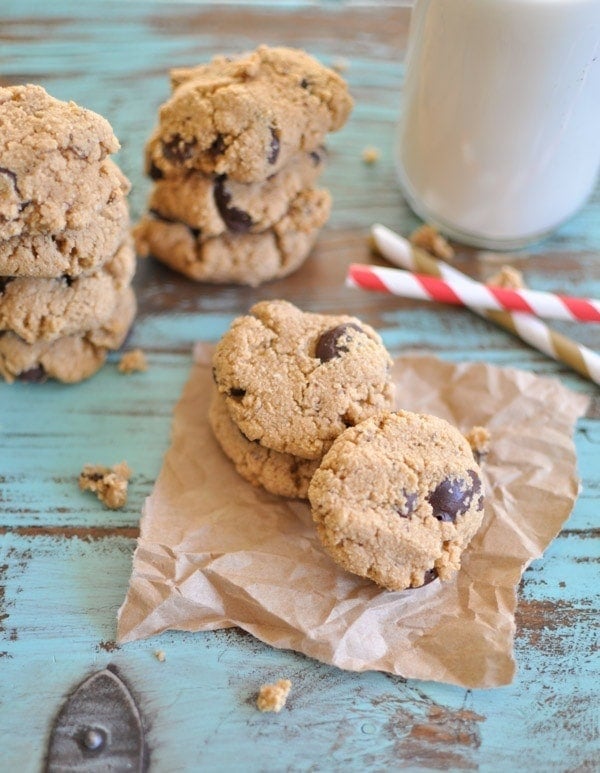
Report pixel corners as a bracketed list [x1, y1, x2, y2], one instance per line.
[117, 344, 589, 688]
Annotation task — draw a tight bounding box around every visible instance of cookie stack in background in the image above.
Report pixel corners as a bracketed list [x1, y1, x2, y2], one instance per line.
[0, 84, 136, 383]
[134, 45, 353, 286]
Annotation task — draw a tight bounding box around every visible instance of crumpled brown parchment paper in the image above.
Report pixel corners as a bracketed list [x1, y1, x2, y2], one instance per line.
[117, 344, 588, 688]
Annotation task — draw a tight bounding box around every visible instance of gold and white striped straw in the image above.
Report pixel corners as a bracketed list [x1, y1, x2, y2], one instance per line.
[371, 224, 600, 386]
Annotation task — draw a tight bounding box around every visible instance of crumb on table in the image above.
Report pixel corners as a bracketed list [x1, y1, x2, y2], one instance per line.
[361, 146, 380, 164]
[118, 348, 148, 374]
[465, 426, 491, 463]
[154, 650, 166, 662]
[410, 224, 455, 261]
[78, 461, 133, 510]
[256, 679, 292, 713]
[486, 265, 525, 289]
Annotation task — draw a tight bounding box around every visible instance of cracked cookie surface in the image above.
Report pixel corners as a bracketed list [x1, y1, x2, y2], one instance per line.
[134, 187, 330, 286]
[308, 410, 485, 591]
[209, 389, 320, 499]
[0, 237, 135, 343]
[212, 300, 395, 460]
[0, 84, 121, 238]
[146, 45, 352, 183]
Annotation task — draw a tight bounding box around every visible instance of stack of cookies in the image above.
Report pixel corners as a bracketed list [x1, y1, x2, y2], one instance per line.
[0, 84, 136, 383]
[210, 300, 485, 591]
[210, 300, 396, 497]
[134, 45, 353, 287]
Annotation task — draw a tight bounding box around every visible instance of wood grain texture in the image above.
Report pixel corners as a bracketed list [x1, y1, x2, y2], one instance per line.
[1, 2, 598, 771]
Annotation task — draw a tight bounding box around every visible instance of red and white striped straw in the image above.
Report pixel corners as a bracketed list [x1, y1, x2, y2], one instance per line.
[347, 264, 600, 323]
[366, 224, 600, 386]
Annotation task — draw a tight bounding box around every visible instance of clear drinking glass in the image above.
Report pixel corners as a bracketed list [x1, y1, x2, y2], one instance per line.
[396, 0, 600, 249]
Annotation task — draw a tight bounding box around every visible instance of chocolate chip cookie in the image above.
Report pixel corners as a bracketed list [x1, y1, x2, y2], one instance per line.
[134, 188, 330, 286]
[0, 84, 121, 238]
[0, 237, 135, 342]
[308, 410, 485, 591]
[209, 390, 320, 499]
[212, 300, 395, 459]
[0, 285, 136, 383]
[146, 45, 353, 183]
[147, 148, 325, 238]
[0, 193, 130, 278]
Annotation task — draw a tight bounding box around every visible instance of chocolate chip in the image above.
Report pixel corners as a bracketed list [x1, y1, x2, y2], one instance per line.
[395, 490, 418, 518]
[213, 176, 253, 233]
[427, 470, 481, 523]
[420, 568, 438, 586]
[148, 162, 164, 180]
[18, 365, 47, 383]
[315, 323, 363, 362]
[300, 78, 309, 89]
[0, 277, 14, 295]
[162, 134, 197, 164]
[62, 275, 74, 288]
[229, 387, 246, 400]
[404, 567, 438, 590]
[208, 134, 226, 158]
[310, 150, 322, 166]
[267, 127, 280, 165]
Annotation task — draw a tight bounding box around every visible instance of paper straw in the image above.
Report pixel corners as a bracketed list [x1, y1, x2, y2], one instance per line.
[369, 224, 600, 386]
[347, 264, 600, 323]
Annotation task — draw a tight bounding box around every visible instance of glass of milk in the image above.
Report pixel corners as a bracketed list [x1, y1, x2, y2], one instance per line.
[396, 0, 600, 249]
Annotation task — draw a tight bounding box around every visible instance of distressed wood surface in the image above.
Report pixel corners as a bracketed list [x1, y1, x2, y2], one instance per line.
[1, 2, 599, 771]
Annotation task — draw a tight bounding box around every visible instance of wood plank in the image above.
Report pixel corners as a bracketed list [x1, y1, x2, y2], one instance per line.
[1, 531, 597, 771]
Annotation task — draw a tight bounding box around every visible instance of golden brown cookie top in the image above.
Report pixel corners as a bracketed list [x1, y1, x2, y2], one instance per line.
[308, 410, 485, 591]
[146, 45, 353, 183]
[212, 300, 395, 459]
[0, 85, 121, 236]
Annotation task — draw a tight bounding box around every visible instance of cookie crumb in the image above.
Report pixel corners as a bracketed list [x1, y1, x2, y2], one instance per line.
[465, 425, 491, 463]
[154, 650, 166, 662]
[256, 679, 292, 713]
[331, 56, 350, 73]
[410, 224, 455, 261]
[361, 146, 380, 165]
[118, 348, 148, 374]
[78, 461, 133, 509]
[487, 265, 525, 289]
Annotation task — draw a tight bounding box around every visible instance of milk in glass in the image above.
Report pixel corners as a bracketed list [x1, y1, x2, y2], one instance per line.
[397, 0, 600, 249]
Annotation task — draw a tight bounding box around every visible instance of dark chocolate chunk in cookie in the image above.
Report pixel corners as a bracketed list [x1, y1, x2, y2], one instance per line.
[209, 134, 226, 158]
[162, 134, 197, 164]
[214, 176, 253, 233]
[18, 365, 47, 383]
[427, 471, 481, 523]
[315, 323, 362, 362]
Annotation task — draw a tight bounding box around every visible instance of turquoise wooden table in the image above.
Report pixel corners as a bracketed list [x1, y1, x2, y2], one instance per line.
[1, 2, 599, 770]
